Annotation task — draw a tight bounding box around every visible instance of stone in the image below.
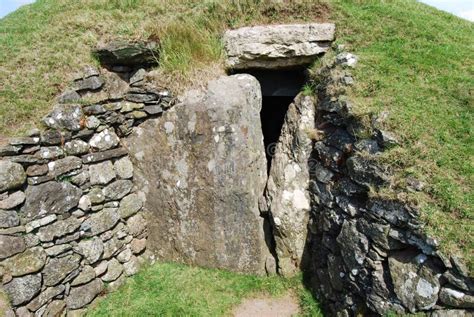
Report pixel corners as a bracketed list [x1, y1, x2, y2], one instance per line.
[45, 243, 72, 256]
[103, 180, 133, 201]
[336, 52, 359, 67]
[85, 115, 101, 129]
[0, 144, 22, 157]
[48, 156, 82, 178]
[66, 278, 104, 309]
[43, 104, 83, 131]
[89, 129, 120, 151]
[21, 181, 82, 219]
[40, 130, 72, 146]
[93, 41, 160, 67]
[0, 288, 14, 317]
[123, 255, 140, 276]
[0, 161, 26, 193]
[81, 208, 120, 237]
[143, 105, 163, 115]
[101, 258, 123, 282]
[37, 216, 82, 242]
[126, 213, 146, 237]
[114, 156, 133, 179]
[130, 238, 146, 254]
[0, 210, 19, 228]
[71, 265, 96, 286]
[57, 89, 81, 103]
[81, 147, 128, 164]
[3, 273, 42, 306]
[26, 284, 65, 312]
[1, 247, 47, 276]
[123, 74, 270, 274]
[78, 236, 104, 264]
[224, 23, 335, 69]
[439, 288, 474, 308]
[263, 94, 315, 276]
[43, 300, 66, 317]
[0, 191, 25, 210]
[0, 226, 25, 235]
[8, 137, 39, 146]
[102, 236, 124, 259]
[0, 235, 25, 259]
[388, 251, 440, 312]
[117, 247, 132, 263]
[87, 187, 105, 205]
[118, 193, 142, 219]
[73, 76, 104, 92]
[64, 139, 90, 156]
[42, 254, 81, 286]
[25, 214, 57, 233]
[89, 160, 116, 185]
[120, 102, 144, 113]
[78, 195, 91, 212]
[346, 155, 389, 187]
[130, 68, 146, 86]
[336, 220, 369, 269]
[94, 261, 108, 276]
[26, 164, 48, 177]
[376, 129, 399, 148]
[369, 199, 421, 230]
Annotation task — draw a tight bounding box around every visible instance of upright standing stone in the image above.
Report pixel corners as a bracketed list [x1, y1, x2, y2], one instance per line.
[124, 74, 270, 274]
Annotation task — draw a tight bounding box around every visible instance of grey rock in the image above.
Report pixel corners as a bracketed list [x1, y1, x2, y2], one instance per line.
[0, 191, 25, 210]
[439, 288, 474, 309]
[376, 129, 399, 148]
[388, 251, 440, 312]
[123, 255, 140, 276]
[123, 74, 269, 274]
[87, 187, 105, 205]
[143, 105, 163, 115]
[0, 288, 15, 317]
[126, 213, 146, 237]
[81, 208, 120, 237]
[43, 104, 83, 131]
[40, 130, 72, 146]
[130, 238, 146, 254]
[26, 164, 48, 177]
[64, 139, 90, 156]
[66, 278, 104, 309]
[9, 137, 39, 146]
[73, 76, 104, 92]
[336, 52, 358, 67]
[57, 89, 81, 103]
[430, 309, 473, 317]
[102, 236, 124, 259]
[1, 247, 47, 276]
[26, 284, 65, 312]
[120, 102, 144, 113]
[21, 181, 82, 219]
[354, 139, 380, 154]
[0, 210, 19, 228]
[93, 261, 108, 277]
[48, 156, 82, 178]
[43, 254, 81, 286]
[336, 220, 369, 269]
[130, 68, 146, 86]
[0, 161, 26, 193]
[224, 23, 335, 69]
[117, 247, 132, 263]
[103, 179, 133, 201]
[81, 147, 128, 164]
[114, 156, 133, 179]
[3, 273, 42, 306]
[101, 258, 123, 282]
[369, 199, 421, 230]
[42, 300, 66, 317]
[71, 265, 96, 286]
[85, 115, 101, 129]
[118, 193, 142, 219]
[78, 236, 104, 264]
[78, 195, 91, 211]
[0, 144, 22, 156]
[346, 155, 389, 187]
[0, 235, 25, 259]
[88, 129, 120, 151]
[37, 216, 82, 242]
[93, 41, 160, 67]
[263, 94, 315, 276]
[45, 243, 72, 256]
[25, 214, 57, 233]
[70, 169, 89, 186]
[89, 160, 116, 185]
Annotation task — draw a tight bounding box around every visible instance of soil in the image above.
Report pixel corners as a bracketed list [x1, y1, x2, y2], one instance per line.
[232, 292, 300, 317]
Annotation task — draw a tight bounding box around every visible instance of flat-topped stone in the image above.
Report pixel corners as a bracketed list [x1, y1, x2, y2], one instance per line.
[223, 23, 335, 70]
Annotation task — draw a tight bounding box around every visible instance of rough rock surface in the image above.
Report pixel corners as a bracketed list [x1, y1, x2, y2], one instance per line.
[124, 74, 270, 274]
[4, 274, 42, 306]
[224, 23, 335, 69]
[262, 94, 315, 276]
[66, 279, 104, 309]
[93, 41, 159, 68]
[0, 161, 26, 193]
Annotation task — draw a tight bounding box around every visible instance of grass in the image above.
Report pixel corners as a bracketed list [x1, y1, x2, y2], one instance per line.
[0, 0, 472, 268]
[87, 262, 322, 316]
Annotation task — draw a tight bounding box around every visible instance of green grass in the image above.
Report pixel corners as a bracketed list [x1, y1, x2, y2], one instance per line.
[87, 262, 322, 317]
[0, 0, 472, 268]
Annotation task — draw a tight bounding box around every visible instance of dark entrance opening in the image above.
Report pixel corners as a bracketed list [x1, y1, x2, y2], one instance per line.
[234, 69, 307, 171]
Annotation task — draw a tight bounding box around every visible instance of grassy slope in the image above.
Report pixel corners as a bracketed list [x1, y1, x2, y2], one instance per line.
[87, 262, 322, 316]
[0, 0, 472, 266]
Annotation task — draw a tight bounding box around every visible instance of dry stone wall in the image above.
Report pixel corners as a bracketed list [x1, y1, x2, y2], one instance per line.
[303, 51, 474, 316]
[0, 64, 173, 316]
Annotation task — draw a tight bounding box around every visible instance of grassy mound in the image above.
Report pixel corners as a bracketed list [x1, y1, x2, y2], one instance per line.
[0, 0, 472, 267]
[87, 262, 322, 316]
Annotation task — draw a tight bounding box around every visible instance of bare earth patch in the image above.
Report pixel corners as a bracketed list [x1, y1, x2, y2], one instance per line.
[232, 293, 300, 317]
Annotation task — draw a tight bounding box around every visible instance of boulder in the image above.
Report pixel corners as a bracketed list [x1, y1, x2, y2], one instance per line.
[21, 181, 82, 219]
[93, 41, 160, 67]
[66, 278, 104, 309]
[3, 273, 42, 306]
[262, 94, 315, 276]
[123, 74, 270, 274]
[42, 104, 83, 131]
[1, 247, 47, 276]
[0, 161, 26, 193]
[224, 23, 335, 69]
[42, 254, 81, 286]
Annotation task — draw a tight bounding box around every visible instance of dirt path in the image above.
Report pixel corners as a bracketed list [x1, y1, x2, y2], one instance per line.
[232, 293, 300, 317]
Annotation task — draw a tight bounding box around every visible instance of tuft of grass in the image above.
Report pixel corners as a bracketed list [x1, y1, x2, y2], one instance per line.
[87, 262, 322, 317]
